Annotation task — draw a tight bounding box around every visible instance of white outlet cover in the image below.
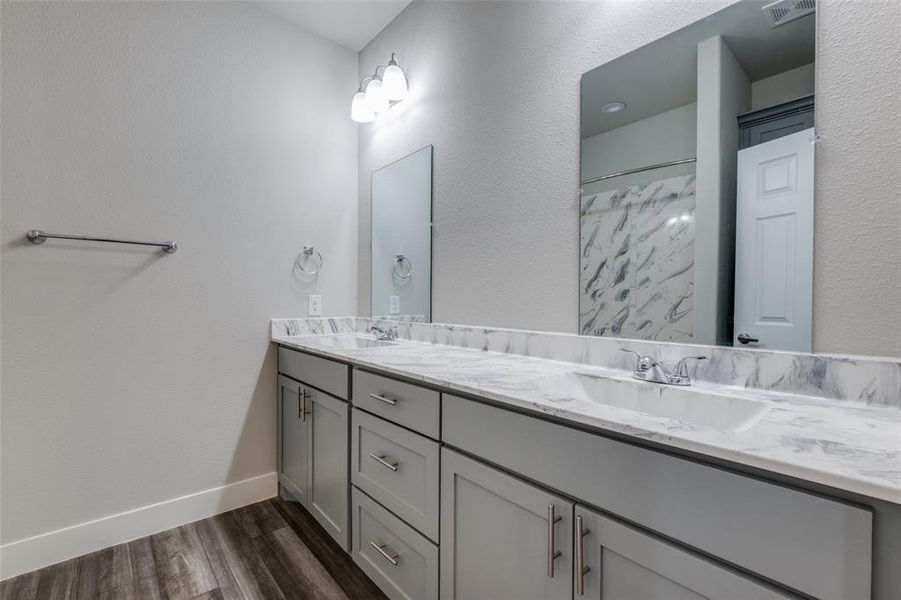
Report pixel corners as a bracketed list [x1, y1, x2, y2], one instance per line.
[389, 295, 400, 315]
[308, 294, 322, 316]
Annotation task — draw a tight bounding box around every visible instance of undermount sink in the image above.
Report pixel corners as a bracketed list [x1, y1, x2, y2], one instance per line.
[540, 372, 769, 432]
[309, 334, 396, 349]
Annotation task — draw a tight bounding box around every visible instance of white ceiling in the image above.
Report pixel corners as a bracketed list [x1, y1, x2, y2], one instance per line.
[254, 1, 412, 51]
[581, 0, 815, 139]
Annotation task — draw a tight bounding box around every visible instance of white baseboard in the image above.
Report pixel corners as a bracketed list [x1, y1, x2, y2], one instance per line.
[1, 472, 277, 580]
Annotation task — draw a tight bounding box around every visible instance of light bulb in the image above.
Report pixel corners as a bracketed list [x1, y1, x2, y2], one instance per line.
[351, 91, 375, 123]
[382, 63, 408, 101]
[365, 78, 389, 113]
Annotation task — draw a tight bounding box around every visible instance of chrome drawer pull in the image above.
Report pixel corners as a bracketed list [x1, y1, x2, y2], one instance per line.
[576, 515, 591, 595]
[369, 541, 399, 566]
[298, 388, 311, 421]
[369, 453, 399, 471]
[368, 393, 398, 406]
[547, 504, 562, 578]
[298, 388, 312, 421]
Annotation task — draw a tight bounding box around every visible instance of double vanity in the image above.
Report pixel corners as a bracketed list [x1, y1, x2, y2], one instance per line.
[271, 317, 901, 600]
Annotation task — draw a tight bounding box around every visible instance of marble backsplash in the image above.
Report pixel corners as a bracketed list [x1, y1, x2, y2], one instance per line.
[271, 317, 901, 408]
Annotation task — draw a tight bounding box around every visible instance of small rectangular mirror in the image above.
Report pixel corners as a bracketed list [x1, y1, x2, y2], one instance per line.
[580, 0, 815, 352]
[371, 145, 433, 322]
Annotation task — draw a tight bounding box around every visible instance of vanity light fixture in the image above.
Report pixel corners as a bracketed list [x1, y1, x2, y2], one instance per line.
[364, 77, 389, 113]
[381, 54, 408, 101]
[601, 101, 627, 113]
[351, 88, 375, 123]
[351, 52, 408, 123]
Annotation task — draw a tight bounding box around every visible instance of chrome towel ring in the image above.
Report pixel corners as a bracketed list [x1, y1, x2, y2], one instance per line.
[296, 246, 323, 275]
[392, 254, 413, 280]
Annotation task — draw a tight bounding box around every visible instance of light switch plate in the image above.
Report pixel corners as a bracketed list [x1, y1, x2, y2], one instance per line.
[389, 295, 400, 315]
[308, 294, 322, 316]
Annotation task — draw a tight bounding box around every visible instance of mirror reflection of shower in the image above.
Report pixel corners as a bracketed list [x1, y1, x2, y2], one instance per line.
[579, 0, 815, 351]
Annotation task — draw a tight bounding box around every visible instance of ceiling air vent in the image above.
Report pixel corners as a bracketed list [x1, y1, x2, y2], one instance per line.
[762, 0, 816, 28]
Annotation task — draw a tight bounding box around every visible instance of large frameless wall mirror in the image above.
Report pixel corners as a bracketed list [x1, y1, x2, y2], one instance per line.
[371, 145, 433, 322]
[579, 0, 815, 352]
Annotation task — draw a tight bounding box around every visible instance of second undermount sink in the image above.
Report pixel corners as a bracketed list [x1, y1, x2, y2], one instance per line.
[540, 371, 770, 432]
[309, 334, 397, 350]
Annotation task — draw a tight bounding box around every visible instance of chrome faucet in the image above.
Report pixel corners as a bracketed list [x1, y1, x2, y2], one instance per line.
[620, 349, 707, 386]
[368, 325, 397, 341]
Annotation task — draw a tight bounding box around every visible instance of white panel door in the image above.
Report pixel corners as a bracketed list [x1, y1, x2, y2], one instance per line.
[734, 128, 814, 352]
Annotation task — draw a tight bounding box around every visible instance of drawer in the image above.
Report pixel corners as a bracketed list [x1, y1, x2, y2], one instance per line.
[278, 346, 348, 400]
[352, 487, 438, 600]
[352, 408, 440, 541]
[442, 394, 872, 600]
[352, 369, 440, 439]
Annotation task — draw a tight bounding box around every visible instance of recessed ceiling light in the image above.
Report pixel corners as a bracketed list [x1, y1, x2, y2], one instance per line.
[601, 102, 627, 113]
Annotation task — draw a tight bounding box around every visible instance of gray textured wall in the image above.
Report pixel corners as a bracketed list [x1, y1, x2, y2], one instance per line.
[358, 0, 901, 357]
[1, 1, 357, 544]
[812, 0, 901, 356]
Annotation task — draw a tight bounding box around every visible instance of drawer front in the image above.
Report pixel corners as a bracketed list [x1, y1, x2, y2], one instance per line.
[352, 408, 440, 541]
[442, 394, 872, 600]
[352, 487, 439, 600]
[279, 346, 348, 400]
[352, 369, 440, 439]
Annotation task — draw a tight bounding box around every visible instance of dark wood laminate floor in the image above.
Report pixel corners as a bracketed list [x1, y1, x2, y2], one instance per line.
[0, 498, 386, 600]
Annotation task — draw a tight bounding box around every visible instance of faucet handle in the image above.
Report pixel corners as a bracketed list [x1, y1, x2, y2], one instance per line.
[674, 356, 707, 378]
[621, 348, 653, 372]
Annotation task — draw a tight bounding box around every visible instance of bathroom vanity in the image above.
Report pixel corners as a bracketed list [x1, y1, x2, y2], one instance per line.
[271, 318, 901, 600]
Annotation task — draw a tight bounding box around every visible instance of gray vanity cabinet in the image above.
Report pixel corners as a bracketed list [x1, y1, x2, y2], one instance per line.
[307, 387, 350, 550]
[573, 505, 795, 600]
[277, 375, 308, 504]
[277, 348, 350, 551]
[440, 448, 573, 600]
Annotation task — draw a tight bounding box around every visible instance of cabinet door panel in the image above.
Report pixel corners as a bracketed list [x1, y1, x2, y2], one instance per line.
[308, 388, 350, 550]
[440, 448, 572, 600]
[277, 375, 307, 503]
[574, 505, 796, 600]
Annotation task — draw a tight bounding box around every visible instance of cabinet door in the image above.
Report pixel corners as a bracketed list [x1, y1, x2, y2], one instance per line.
[277, 375, 308, 503]
[440, 448, 572, 600]
[573, 505, 796, 600]
[308, 387, 350, 551]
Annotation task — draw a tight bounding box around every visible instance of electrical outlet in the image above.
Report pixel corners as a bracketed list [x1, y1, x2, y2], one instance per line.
[308, 294, 322, 316]
[389, 296, 400, 315]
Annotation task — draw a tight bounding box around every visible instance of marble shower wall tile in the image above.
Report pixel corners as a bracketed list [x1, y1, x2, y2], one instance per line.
[580, 174, 696, 342]
[634, 176, 695, 341]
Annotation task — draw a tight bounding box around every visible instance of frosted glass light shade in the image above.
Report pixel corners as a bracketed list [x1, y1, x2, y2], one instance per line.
[382, 64, 408, 101]
[351, 91, 375, 123]
[365, 78, 389, 113]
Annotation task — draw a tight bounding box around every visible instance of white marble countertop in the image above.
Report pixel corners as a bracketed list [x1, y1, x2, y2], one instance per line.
[272, 332, 901, 505]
